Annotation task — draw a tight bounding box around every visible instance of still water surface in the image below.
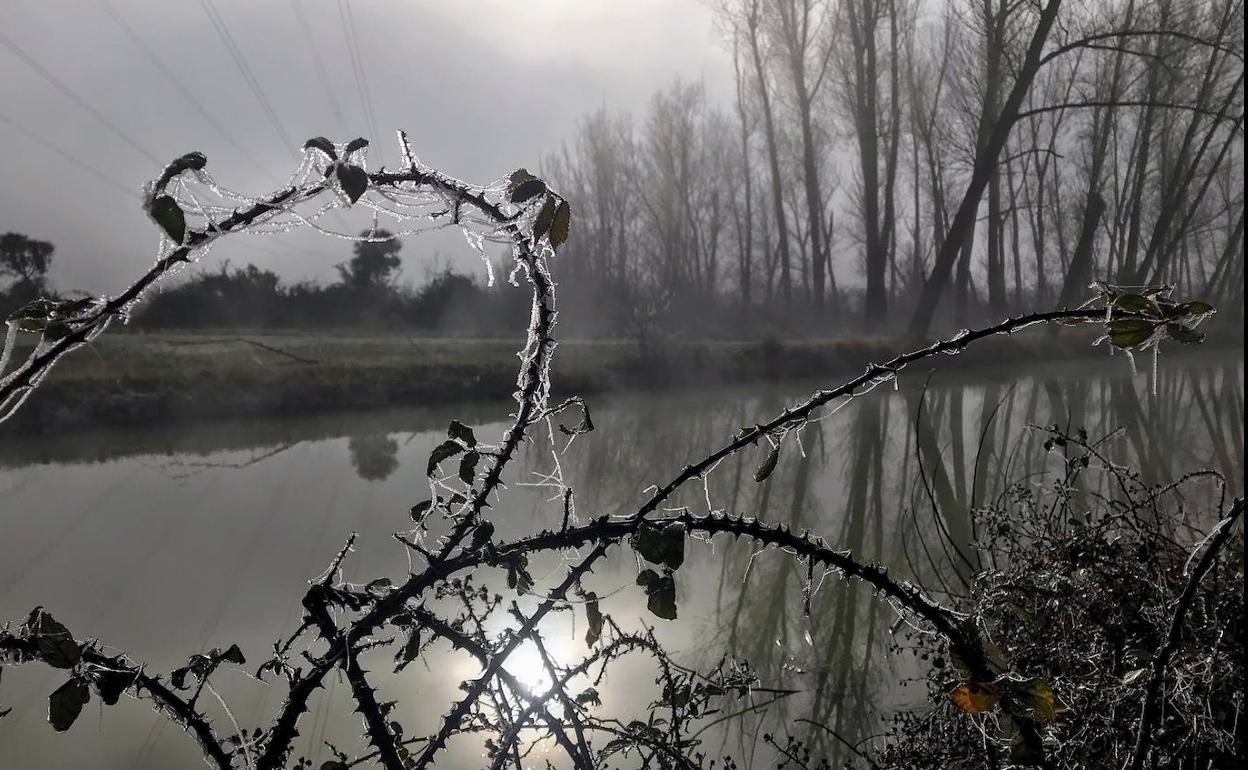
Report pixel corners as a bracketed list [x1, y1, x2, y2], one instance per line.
[0, 351, 1241, 768]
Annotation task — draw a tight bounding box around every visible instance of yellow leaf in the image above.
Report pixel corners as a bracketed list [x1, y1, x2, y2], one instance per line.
[951, 682, 999, 714]
[1020, 678, 1060, 723]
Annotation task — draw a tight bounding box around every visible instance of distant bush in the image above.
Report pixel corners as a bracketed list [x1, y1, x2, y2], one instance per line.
[137, 262, 528, 334]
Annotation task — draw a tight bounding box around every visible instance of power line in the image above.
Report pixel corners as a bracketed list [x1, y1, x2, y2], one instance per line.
[0, 109, 141, 201]
[337, 0, 385, 165]
[99, 0, 286, 183]
[0, 110, 332, 262]
[196, 0, 299, 157]
[0, 29, 163, 167]
[291, 0, 349, 138]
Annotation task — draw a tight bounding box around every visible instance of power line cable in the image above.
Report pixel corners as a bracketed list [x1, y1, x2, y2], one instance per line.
[195, 0, 353, 240]
[291, 0, 349, 137]
[0, 111, 331, 263]
[196, 0, 299, 157]
[337, 0, 385, 165]
[0, 29, 163, 167]
[0, 110, 141, 200]
[99, 0, 286, 182]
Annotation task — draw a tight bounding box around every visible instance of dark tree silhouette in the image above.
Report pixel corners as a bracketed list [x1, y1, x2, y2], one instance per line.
[347, 433, 400, 481]
[0, 231, 54, 306]
[336, 228, 402, 289]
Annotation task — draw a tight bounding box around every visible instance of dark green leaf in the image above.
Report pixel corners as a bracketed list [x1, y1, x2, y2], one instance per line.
[507, 168, 537, 195]
[56, 297, 94, 317]
[219, 644, 246, 665]
[336, 164, 369, 204]
[7, 298, 55, 324]
[585, 592, 604, 647]
[30, 609, 79, 670]
[635, 568, 660, 588]
[1174, 300, 1215, 317]
[1114, 293, 1159, 316]
[447, 420, 477, 447]
[410, 499, 433, 521]
[150, 195, 186, 243]
[1015, 678, 1060, 723]
[1106, 319, 1155, 349]
[645, 575, 677, 620]
[427, 440, 464, 476]
[1165, 322, 1204, 345]
[48, 677, 89, 732]
[510, 178, 547, 204]
[344, 138, 369, 155]
[94, 668, 138, 706]
[43, 321, 72, 342]
[507, 556, 534, 594]
[176, 151, 208, 172]
[303, 137, 338, 160]
[458, 452, 480, 485]
[754, 444, 780, 482]
[18, 316, 48, 333]
[659, 524, 685, 570]
[533, 197, 557, 242]
[550, 201, 571, 250]
[631, 526, 666, 565]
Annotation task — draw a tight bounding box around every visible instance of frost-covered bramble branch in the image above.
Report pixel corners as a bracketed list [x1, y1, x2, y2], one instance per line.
[0, 133, 571, 424]
[0, 136, 1231, 770]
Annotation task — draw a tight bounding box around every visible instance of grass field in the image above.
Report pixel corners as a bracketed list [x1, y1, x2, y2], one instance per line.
[4, 328, 1232, 434]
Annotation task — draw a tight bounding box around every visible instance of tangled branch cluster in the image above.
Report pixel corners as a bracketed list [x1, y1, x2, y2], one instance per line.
[0, 138, 1239, 769]
[882, 428, 1243, 768]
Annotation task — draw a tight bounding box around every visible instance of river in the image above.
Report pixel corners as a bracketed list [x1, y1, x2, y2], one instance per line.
[0, 350, 1241, 769]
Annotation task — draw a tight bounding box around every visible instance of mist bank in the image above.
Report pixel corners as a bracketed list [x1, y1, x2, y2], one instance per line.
[3, 328, 1240, 437]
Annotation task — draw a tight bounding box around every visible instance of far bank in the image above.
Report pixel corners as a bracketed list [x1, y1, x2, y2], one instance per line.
[3, 329, 1241, 435]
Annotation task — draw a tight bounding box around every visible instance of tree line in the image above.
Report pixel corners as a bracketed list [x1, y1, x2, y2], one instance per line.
[545, 0, 1244, 335]
[5, 0, 1241, 340]
[1, 229, 527, 334]
[137, 231, 528, 333]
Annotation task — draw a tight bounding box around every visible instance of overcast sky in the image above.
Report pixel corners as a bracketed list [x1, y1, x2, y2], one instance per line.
[0, 0, 733, 294]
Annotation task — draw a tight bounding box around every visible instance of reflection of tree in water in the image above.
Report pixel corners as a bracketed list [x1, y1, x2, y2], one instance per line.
[347, 433, 400, 481]
[521, 358, 1242, 762]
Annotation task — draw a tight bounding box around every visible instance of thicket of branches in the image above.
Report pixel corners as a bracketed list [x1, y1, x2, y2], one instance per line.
[0, 139, 1241, 768]
[544, 0, 1244, 336]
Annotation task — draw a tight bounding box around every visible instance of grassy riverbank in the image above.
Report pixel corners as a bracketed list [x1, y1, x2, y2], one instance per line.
[3, 328, 1240, 435]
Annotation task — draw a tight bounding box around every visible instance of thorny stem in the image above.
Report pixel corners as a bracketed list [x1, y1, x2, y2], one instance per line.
[0, 636, 235, 770]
